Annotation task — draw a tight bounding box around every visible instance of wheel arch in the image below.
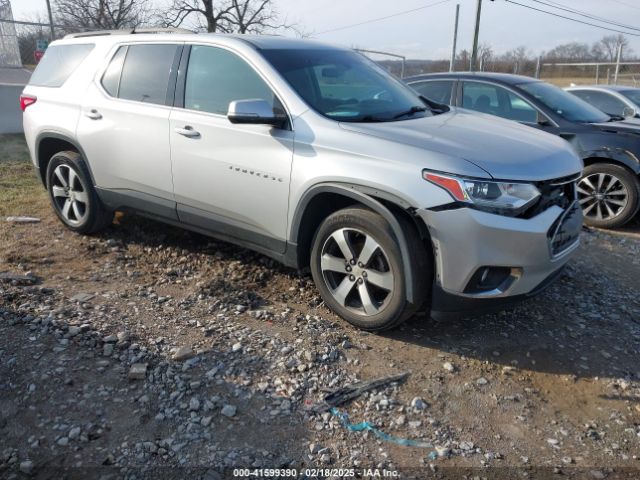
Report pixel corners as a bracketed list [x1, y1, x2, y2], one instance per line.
[35, 132, 96, 187]
[288, 182, 430, 304]
[582, 153, 640, 176]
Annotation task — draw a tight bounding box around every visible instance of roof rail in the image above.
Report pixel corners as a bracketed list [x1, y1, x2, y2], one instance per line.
[64, 27, 194, 39]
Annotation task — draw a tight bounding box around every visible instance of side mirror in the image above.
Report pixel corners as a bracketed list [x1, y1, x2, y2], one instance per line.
[227, 99, 286, 127]
[622, 106, 636, 119]
[536, 111, 552, 127]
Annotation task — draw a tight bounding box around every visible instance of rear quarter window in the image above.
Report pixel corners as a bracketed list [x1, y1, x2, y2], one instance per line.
[29, 44, 94, 87]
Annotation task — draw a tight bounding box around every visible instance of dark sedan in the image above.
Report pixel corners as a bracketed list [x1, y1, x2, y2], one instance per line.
[405, 72, 640, 229]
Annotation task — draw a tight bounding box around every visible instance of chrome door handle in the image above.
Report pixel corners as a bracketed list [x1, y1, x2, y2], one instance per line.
[175, 126, 200, 138]
[85, 109, 102, 120]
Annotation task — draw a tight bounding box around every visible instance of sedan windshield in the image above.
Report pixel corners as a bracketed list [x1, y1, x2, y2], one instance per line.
[621, 89, 640, 107]
[519, 81, 610, 123]
[261, 48, 431, 123]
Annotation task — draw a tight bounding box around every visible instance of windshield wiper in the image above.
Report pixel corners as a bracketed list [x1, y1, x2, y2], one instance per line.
[607, 115, 625, 122]
[392, 106, 428, 120]
[359, 115, 384, 122]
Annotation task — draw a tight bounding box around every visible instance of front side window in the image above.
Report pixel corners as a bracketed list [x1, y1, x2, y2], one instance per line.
[410, 80, 454, 104]
[184, 45, 276, 115]
[519, 81, 609, 123]
[461, 81, 537, 123]
[29, 44, 94, 87]
[261, 48, 431, 122]
[570, 90, 627, 117]
[117, 44, 179, 105]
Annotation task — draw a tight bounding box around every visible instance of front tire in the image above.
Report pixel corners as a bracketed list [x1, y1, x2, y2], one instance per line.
[310, 206, 429, 331]
[46, 151, 113, 234]
[578, 163, 639, 229]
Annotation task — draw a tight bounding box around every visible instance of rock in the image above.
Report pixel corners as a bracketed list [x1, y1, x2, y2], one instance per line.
[67, 326, 81, 337]
[68, 427, 81, 440]
[320, 453, 331, 464]
[201, 416, 213, 427]
[231, 343, 242, 352]
[57, 437, 69, 446]
[103, 343, 114, 357]
[6, 216, 40, 223]
[19, 460, 34, 474]
[309, 443, 322, 454]
[547, 438, 559, 446]
[189, 397, 201, 411]
[70, 292, 95, 303]
[459, 441, 474, 451]
[435, 446, 450, 458]
[103, 335, 118, 343]
[281, 346, 293, 354]
[443, 362, 455, 372]
[395, 415, 406, 426]
[411, 397, 428, 410]
[476, 377, 489, 385]
[128, 363, 147, 380]
[172, 346, 195, 361]
[221, 405, 237, 417]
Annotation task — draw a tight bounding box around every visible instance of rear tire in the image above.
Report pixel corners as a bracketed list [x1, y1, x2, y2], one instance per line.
[46, 151, 113, 234]
[578, 163, 639, 229]
[310, 206, 430, 331]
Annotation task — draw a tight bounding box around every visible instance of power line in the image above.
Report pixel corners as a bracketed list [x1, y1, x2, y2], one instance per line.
[503, 0, 640, 37]
[314, 0, 450, 35]
[530, 0, 640, 33]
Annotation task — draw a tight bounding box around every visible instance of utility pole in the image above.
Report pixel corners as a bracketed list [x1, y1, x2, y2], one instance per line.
[470, 0, 482, 71]
[45, 0, 55, 39]
[449, 3, 460, 72]
[614, 42, 623, 85]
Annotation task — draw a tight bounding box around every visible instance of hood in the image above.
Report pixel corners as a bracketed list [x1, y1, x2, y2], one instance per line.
[339, 108, 583, 181]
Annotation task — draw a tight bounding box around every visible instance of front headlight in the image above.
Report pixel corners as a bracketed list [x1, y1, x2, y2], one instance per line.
[423, 171, 540, 215]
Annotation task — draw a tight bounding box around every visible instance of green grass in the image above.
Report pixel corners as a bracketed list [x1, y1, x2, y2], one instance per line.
[0, 134, 47, 217]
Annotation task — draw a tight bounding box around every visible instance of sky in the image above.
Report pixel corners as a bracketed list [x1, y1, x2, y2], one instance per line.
[9, 0, 640, 60]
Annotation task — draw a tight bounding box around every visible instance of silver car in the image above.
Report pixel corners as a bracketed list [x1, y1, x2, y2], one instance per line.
[566, 85, 640, 120]
[21, 30, 583, 331]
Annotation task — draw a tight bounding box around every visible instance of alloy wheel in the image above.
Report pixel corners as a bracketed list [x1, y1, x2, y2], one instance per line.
[51, 164, 89, 226]
[320, 228, 394, 316]
[577, 173, 628, 221]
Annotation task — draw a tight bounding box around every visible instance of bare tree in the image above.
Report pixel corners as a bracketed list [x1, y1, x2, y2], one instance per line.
[594, 34, 631, 62]
[477, 43, 493, 71]
[162, 0, 303, 35]
[53, 0, 151, 31]
[544, 42, 592, 62]
[161, 0, 234, 32]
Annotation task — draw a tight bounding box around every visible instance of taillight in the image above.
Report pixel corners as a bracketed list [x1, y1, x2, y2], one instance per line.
[20, 94, 37, 112]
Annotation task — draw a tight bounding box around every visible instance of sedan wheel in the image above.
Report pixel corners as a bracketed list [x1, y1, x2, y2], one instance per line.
[577, 172, 628, 222]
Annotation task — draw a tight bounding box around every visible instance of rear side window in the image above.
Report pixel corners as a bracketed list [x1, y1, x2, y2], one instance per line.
[117, 44, 179, 105]
[29, 44, 94, 87]
[101, 46, 127, 97]
[410, 80, 454, 104]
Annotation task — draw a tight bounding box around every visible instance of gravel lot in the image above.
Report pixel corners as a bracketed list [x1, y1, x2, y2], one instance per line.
[1, 134, 640, 479]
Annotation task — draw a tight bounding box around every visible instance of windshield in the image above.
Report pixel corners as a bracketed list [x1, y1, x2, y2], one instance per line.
[621, 89, 640, 107]
[261, 48, 431, 122]
[519, 81, 610, 123]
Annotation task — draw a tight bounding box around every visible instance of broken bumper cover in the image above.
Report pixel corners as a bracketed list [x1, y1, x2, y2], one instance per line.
[417, 203, 581, 319]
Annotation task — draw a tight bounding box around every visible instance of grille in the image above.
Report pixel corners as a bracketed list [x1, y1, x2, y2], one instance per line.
[548, 201, 582, 257]
[520, 173, 579, 219]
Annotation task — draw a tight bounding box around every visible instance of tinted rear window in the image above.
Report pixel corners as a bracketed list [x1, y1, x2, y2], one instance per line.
[29, 44, 94, 87]
[118, 44, 179, 105]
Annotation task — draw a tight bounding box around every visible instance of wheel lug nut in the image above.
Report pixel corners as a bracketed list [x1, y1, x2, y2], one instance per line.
[362, 271, 367, 277]
[357, 278, 364, 284]
[349, 275, 355, 282]
[349, 259, 356, 265]
[345, 266, 352, 272]
[358, 262, 364, 268]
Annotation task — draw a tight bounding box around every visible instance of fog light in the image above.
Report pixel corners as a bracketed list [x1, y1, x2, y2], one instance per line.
[464, 266, 514, 294]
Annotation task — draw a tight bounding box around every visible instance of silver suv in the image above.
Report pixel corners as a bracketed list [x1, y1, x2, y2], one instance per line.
[22, 30, 583, 331]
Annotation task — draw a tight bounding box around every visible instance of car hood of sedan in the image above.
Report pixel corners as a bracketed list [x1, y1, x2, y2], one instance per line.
[339, 108, 583, 181]
[591, 118, 640, 134]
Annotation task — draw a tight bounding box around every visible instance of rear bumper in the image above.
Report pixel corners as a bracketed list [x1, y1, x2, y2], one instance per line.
[417, 203, 581, 318]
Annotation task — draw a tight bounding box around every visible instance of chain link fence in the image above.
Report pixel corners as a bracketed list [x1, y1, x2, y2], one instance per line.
[539, 62, 640, 88]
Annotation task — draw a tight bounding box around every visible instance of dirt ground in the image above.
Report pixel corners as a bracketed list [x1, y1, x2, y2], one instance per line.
[1, 134, 639, 479]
